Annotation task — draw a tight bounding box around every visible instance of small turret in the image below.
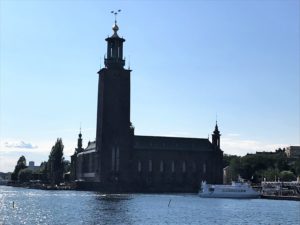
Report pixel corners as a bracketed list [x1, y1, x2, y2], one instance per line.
[71, 128, 83, 181]
[75, 129, 83, 154]
[212, 121, 221, 149]
[77, 131, 82, 149]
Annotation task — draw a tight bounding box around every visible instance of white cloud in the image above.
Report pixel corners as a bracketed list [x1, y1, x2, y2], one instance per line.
[221, 134, 288, 156]
[0, 138, 77, 172]
[4, 141, 38, 149]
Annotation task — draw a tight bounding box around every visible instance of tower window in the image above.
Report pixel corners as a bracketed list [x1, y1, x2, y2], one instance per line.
[203, 163, 206, 174]
[116, 147, 119, 172]
[138, 160, 142, 172]
[160, 160, 164, 173]
[171, 161, 175, 173]
[149, 160, 152, 172]
[182, 161, 186, 173]
[111, 147, 115, 171]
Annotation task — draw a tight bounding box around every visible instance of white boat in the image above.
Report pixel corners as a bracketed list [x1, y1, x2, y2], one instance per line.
[199, 181, 260, 199]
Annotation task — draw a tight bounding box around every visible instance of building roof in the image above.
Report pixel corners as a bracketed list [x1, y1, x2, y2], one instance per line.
[134, 135, 215, 152]
[85, 141, 96, 151]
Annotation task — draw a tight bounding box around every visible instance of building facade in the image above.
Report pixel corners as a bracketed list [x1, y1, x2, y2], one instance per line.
[285, 146, 300, 158]
[71, 21, 223, 192]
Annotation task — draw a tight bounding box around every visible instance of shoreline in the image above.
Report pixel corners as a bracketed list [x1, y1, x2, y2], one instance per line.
[261, 195, 300, 201]
[3, 184, 300, 201]
[6, 182, 76, 190]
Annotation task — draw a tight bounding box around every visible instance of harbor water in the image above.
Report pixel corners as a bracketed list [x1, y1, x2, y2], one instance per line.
[0, 186, 299, 225]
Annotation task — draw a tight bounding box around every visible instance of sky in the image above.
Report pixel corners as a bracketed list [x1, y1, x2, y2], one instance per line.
[0, 0, 299, 172]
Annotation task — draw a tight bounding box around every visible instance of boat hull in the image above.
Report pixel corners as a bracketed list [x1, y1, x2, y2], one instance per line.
[199, 193, 260, 199]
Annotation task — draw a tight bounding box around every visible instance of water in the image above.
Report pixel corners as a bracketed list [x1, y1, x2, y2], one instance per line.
[0, 186, 299, 225]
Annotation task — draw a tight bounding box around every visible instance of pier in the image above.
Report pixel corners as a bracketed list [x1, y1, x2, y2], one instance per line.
[261, 181, 300, 201]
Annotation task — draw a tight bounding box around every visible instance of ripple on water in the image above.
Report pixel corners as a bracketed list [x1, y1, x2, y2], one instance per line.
[0, 186, 300, 225]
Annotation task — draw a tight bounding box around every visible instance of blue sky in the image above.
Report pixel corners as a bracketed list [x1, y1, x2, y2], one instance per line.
[0, 0, 299, 172]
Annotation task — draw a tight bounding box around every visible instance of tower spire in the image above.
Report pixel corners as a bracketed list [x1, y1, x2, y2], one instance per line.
[111, 10, 121, 36]
[104, 10, 125, 69]
[111, 9, 121, 25]
[212, 121, 221, 149]
[78, 125, 82, 149]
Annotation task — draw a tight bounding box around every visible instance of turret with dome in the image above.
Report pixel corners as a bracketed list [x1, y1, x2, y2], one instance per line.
[104, 12, 125, 69]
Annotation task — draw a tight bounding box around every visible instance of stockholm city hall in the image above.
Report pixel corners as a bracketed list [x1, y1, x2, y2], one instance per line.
[71, 15, 223, 192]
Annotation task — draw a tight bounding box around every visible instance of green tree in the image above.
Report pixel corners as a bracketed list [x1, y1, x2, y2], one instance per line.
[63, 160, 71, 173]
[273, 152, 289, 171]
[48, 138, 65, 185]
[229, 156, 242, 181]
[223, 154, 238, 168]
[262, 168, 279, 181]
[279, 171, 296, 181]
[11, 156, 27, 181]
[291, 159, 300, 176]
[18, 168, 33, 182]
[37, 161, 48, 182]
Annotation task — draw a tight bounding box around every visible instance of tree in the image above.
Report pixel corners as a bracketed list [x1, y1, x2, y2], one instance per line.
[279, 171, 296, 181]
[291, 159, 300, 176]
[229, 156, 241, 181]
[37, 161, 48, 182]
[262, 168, 279, 181]
[11, 156, 27, 181]
[63, 160, 71, 173]
[18, 168, 33, 182]
[48, 138, 64, 185]
[48, 138, 65, 184]
[223, 154, 238, 168]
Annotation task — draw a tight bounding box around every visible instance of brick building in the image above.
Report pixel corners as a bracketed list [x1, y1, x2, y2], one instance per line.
[71, 20, 223, 192]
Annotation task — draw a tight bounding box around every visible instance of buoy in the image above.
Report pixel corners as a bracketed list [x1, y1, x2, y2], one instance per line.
[13, 201, 15, 208]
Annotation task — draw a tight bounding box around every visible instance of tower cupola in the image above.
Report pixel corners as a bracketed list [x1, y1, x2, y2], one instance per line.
[212, 121, 221, 149]
[76, 127, 83, 152]
[104, 10, 125, 69]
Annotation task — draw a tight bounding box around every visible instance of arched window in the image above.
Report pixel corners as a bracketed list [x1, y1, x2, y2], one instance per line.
[171, 161, 175, 173]
[111, 147, 115, 171]
[203, 163, 206, 174]
[138, 160, 142, 172]
[182, 161, 186, 173]
[160, 160, 164, 173]
[110, 42, 114, 58]
[149, 160, 152, 172]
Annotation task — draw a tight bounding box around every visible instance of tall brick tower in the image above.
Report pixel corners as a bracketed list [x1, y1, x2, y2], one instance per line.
[96, 16, 134, 189]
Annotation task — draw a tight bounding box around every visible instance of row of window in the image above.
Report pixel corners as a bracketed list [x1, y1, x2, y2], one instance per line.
[137, 160, 206, 174]
[108, 43, 122, 59]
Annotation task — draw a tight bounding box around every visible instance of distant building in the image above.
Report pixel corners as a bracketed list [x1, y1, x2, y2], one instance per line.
[223, 166, 232, 184]
[28, 161, 40, 172]
[71, 19, 223, 192]
[285, 146, 300, 158]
